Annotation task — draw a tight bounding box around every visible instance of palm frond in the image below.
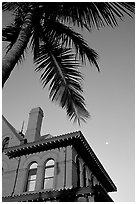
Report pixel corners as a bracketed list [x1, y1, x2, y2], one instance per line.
[2, 16, 23, 52]
[119, 2, 135, 13]
[2, 25, 18, 42]
[29, 4, 51, 60]
[30, 20, 42, 60]
[110, 2, 135, 17]
[43, 20, 100, 71]
[30, 31, 40, 60]
[2, 2, 134, 123]
[35, 43, 90, 124]
[57, 2, 135, 30]
[2, 2, 32, 14]
[2, 2, 19, 12]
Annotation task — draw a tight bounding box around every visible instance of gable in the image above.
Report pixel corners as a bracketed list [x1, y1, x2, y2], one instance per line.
[2, 116, 23, 148]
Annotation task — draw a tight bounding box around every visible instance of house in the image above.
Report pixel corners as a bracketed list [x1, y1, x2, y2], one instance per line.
[2, 107, 117, 202]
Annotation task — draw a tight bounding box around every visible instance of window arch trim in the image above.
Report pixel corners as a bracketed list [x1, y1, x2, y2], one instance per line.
[44, 158, 55, 167]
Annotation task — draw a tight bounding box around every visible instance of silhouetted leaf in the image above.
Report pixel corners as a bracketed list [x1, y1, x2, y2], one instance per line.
[35, 43, 90, 124]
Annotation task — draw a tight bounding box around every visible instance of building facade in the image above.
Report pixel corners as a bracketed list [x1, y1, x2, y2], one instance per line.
[2, 107, 117, 202]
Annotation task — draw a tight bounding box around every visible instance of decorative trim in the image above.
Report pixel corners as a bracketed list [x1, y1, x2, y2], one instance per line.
[2, 186, 95, 202]
[3, 131, 117, 192]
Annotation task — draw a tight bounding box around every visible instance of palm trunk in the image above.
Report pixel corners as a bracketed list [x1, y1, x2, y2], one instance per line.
[2, 10, 34, 88]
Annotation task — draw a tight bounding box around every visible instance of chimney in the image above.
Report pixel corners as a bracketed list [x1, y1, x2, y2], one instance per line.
[25, 107, 44, 143]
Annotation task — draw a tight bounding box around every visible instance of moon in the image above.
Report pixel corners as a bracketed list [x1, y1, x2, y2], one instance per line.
[105, 142, 109, 145]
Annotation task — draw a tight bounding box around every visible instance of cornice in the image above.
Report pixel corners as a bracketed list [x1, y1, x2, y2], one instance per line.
[3, 131, 117, 192]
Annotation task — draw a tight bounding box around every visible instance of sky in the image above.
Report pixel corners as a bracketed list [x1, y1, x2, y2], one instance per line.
[2, 5, 135, 202]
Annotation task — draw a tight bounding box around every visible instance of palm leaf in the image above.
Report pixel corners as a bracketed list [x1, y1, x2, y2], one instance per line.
[2, 16, 23, 51]
[56, 2, 135, 30]
[2, 2, 32, 13]
[2, 2, 134, 124]
[2, 2, 19, 12]
[43, 20, 100, 71]
[29, 18, 42, 60]
[35, 43, 90, 124]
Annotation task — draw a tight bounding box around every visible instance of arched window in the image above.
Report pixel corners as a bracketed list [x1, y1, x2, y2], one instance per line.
[43, 159, 55, 189]
[83, 164, 86, 187]
[2, 137, 9, 152]
[76, 156, 80, 187]
[26, 162, 38, 192]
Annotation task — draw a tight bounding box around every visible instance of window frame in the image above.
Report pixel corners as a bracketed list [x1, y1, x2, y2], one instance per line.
[43, 159, 55, 190]
[25, 162, 38, 192]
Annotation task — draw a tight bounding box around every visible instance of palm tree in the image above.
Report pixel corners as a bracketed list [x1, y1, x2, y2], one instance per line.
[2, 2, 134, 124]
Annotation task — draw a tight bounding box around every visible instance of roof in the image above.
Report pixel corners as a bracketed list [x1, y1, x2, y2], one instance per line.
[3, 131, 117, 192]
[2, 185, 113, 202]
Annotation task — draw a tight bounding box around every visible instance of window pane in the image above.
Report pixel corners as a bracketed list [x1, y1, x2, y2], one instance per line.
[44, 178, 53, 189]
[28, 168, 37, 176]
[26, 163, 37, 192]
[45, 167, 54, 178]
[46, 160, 54, 167]
[29, 174, 36, 181]
[27, 180, 36, 191]
[30, 163, 37, 169]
